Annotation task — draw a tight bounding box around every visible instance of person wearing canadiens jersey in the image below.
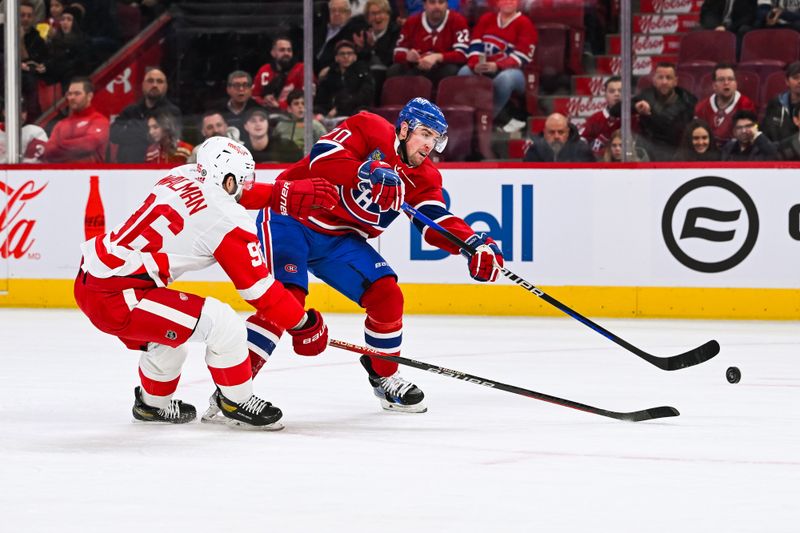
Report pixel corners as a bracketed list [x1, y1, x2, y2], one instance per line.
[245, 98, 505, 413]
[74, 137, 338, 429]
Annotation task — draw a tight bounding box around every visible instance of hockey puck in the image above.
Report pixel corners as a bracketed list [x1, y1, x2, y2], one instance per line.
[726, 366, 741, 384]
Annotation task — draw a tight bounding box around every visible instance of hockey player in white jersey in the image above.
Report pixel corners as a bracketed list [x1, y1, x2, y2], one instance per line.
[74, 136, 338, 429]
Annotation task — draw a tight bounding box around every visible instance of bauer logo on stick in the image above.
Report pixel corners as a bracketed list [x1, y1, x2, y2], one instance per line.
[661, 176, 759, 273]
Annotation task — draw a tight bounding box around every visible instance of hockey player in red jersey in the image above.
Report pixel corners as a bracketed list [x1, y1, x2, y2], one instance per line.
[74, 137, 338, 429]
[248, 98, 505, 413]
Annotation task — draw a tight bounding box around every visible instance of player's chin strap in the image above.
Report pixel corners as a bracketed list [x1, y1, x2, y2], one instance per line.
[397, 135, 410, 166]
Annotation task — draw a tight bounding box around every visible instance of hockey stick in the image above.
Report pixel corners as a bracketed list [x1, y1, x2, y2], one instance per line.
[330, 338, 679, 422]
[401, 202, 719, 371]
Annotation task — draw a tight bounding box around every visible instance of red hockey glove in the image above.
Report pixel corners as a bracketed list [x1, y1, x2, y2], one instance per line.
[464, 233, 504, 282]
[358, 160, 403, 211]
[287, 308, 328, 356]
[271, 178, 338, 219]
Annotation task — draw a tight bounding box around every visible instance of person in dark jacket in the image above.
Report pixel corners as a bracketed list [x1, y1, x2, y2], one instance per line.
[523, 113, 595, 163]
[722, 110, 779, 160]
[761, 61, 800, 142]
[314, 40, 376, 120]
[109, 67, 182, 162]
[776, 105, 800, 160]
[313, 0, 368, 75]
[351, 0, 401, 104]
[633, 62, 697, 161]
[43, 5, 90, 91]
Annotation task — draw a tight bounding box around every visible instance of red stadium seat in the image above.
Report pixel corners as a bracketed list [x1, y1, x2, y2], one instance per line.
[535, 23, 569, 79]
[379, 76, 433, 106]
[677, 30, 736, 64]
[528, 0, 585, 74]
[739, 29, 800, 83]
[437, 76, 494, 159]
[436, 105, 474, 162]
[762, 70, 788, 107]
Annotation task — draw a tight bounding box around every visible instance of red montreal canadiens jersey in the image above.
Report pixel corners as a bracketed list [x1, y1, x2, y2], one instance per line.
[467, 11, 537, 69]
[580, 108, 621, 159]
[80, 164, 304, 329]
[253, 62, 305, 109]
[393, 10, 470, 64]
[276, 112, 474, 253]
[694, 91, 756, 147]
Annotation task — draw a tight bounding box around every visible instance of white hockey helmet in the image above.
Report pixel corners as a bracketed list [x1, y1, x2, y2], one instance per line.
[196, 136, 255, 197]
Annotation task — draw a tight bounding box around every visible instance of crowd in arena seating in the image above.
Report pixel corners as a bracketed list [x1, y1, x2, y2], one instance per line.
[7, 0, 800, 164]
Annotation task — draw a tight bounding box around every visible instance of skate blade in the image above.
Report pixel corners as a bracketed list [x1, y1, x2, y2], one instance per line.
[380, 400, 427, 414]
[200, 412, 284, 431]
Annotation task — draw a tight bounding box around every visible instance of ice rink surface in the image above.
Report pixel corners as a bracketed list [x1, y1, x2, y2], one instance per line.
[1, 309, 798, 532]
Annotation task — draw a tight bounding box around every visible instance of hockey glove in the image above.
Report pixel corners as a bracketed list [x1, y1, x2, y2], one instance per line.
[287, 308, 328, 356]
[464, 233, 504, 282]
[271, 178, 338, 219]
[358, 160, 403, 211]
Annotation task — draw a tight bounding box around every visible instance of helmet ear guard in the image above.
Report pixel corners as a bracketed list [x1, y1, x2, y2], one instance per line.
[396, 97, 449, 153]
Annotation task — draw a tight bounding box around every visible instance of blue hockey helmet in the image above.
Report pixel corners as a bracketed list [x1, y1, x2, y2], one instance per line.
[396, 97, 448, 153]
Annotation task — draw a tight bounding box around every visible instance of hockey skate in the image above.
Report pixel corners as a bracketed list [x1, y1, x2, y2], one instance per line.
[360, 355, 427, 413]
[200, 388, 284, 431]
[132, 386, 196, 424]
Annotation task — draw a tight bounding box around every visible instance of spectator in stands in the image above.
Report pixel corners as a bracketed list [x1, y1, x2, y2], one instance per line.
[761, 61, 800, 142]
[253, 36, 305, 111]
[397, 0, 461, 21]
[722, 110, 779, 160]
[315, 41, 375, 124]
[273, 90, 327, 152]
[523, 113, 595, 162]
[0, 97, 49, 163]
[110, 66, 181, 163]
[42, 77, 109, 163]
[675, 119, 721, 161]
[601, 130, 649, 162]
[144, 110, 193, 164]
[388, 0, 470, 88]
[581, 76, 622, 159]
[242, 107, 303, 163]
[37, 0, 64, 42]
[633, 62, 697, 161]
[459, 0, 537, 130]
[757, 0, 800, 31]
[43, 4, 90, 91]
[220, 71, 263, 136]
[314, 0, 368, 74]
[776, 106, 800, 160]
[694, 63, 757, 148]
[186, 111, 240, 163]
[700, 0, 756, 54]
[20, 0, 48, 118]
[352, 0, 401, 104]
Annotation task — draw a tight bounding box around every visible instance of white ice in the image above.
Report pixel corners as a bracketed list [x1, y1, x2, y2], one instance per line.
[1, 309, 798, 532]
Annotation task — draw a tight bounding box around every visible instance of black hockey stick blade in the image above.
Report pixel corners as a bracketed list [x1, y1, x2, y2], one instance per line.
[330, 339, 680, 423]
[401, 202, 720, 372]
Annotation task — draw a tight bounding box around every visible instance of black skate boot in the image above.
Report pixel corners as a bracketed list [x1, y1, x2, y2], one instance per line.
[132, 386, 196, 424]
[360, 355, 427, 413]
[200, 388, 284, 431]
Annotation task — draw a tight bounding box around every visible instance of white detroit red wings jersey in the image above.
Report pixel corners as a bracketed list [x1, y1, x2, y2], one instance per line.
[80, 164, 304, 329]
[276, 112, 474, 253]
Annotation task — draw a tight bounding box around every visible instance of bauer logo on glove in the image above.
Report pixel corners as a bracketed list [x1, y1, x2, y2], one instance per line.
[464, 233, 504, 282]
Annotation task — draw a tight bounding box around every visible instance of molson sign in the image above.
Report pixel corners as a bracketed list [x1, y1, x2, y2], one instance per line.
[639, 0, 703, 13]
